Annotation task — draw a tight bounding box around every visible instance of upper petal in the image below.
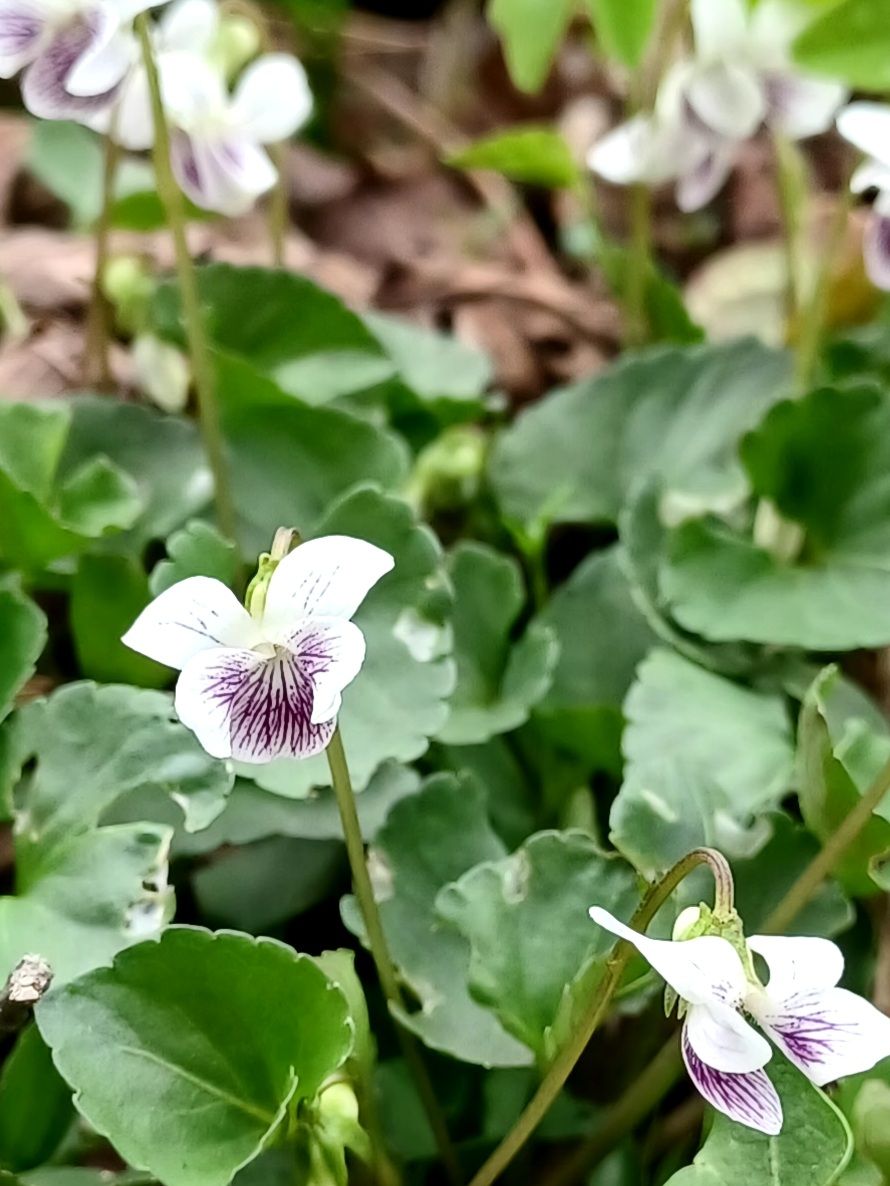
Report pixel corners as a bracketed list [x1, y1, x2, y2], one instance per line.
[851, 159, 890, 195]
[682, 1022, 783, 1135]
[229, 52, 313, 144]
[122, 575, 259, 670]
[263, 535, 395, 638]
[685, 61, 766, 140]
[21, 12, 121, 119]
[685, 1000, 772, 1073]
[749, 985, 890, 1087]
[748, 935, 844, 997]
[0, 0, 52, 77]
[837, 102, 890, 170]
[690, 0, 749, 59]
[65, 11, 133, 96]
[174, 645, 335, 762]
[588, 907, 749, 1008]
[764, 72, 847, 140]
[158, 0, 218, 54]
[282, 617, 366, 725]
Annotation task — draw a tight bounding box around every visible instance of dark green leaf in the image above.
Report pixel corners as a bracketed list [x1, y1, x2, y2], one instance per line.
[486, 0, 576, 92]
[0, 1027, 72, 1171]
[0, 588, 45, 723]
[585, 0, 657, 66]
[793, 0, 890, 89]
[448, 127, 580, 187]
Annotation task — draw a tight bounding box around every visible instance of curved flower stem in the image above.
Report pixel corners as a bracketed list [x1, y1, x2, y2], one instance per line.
[136, 14, 238, 543]
[83, 130, 120, 390]
[325, 727, 463, 1186]
[794, 182, 854, 390]
[763, 751, 890, 935]
[465, 847, 728, 1186]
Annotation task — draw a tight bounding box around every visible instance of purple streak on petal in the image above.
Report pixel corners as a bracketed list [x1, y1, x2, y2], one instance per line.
[682, 1026, 783, 1135]
[864, 211, 890, 291]
[765, 991, 860, 1075]
[21, 9, 119, 118]
[202, 650, 334, 762]
[0, 5, 43, 58]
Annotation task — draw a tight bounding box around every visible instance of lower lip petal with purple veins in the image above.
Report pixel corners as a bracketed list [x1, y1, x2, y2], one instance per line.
[0, 1, 47, 76]
[21, 13, 118, 119]
[682, 1025, 783, 1135]
[864, 212, 890, 292]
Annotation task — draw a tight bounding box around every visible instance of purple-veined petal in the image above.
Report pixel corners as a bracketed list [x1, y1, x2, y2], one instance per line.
[690, 0, 748, 60]
[862, 208, 890, 292]
[588, 114, 689, 187]
[837, 102, 890, 171]
[682, 1022, 783, 1135]
[21, 10, 120, 119]
[170, 131, 276, 215]
[685, 1000, 772, 1073]
[763, 72, 846, 140]
[65, 9, 133, 96]
[749, 986, 890, 1087]
[229, 52, 312, 144]
[747, 935, 844, 998]
[685, 61, 766, 140]
[122, 575, 259, 670]
[157, 0, 218, 53]
[174, 645, 335, 761]
[262, 535, 395, 639]
[0, 0, 51, 78]
[676, 138, 735, 212]
[281, 617, 366, 725]
[588, 907, 748, 1009]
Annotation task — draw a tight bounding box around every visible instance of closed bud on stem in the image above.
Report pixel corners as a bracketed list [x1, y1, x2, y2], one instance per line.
[102, 254, 155, 335]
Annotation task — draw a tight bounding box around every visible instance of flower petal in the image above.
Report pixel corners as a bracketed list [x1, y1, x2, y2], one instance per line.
[851, 160, 890, 195]
[747, 935, 844, 998]
[764, 72, 846, 140]
[0, 0, 51, 78]
[676, 139, 735, 211]
[229, 52, 312, 144]
[682, 1022, 783, 1135]
[837, 102, 890, 170]
[263, 536, 395, 638]
[588, 114, 684, 186]
[122, 576, 259, 670]
[175, 646, 335, 761]
[281, 617, 366, 725]
[750, 986, 890, 1087]
[158, 0, 218, 54]
[65, 14, 133, 96]
[863, 210, 890, 292]
[21, 12, 120, 119]
[690, 0, 748, 60]
[588, 907, 748, 1008]
[113, 63, 154, 148]
[171, 131, 276, 215]
[685, 1000, 772, 1073]
[685, 61, 766, 140]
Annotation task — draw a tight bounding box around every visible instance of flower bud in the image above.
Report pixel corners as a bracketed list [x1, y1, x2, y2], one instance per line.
[102, 254, 155, 335]
[672, 905, 703, 941]
[210, 15, 262, 82]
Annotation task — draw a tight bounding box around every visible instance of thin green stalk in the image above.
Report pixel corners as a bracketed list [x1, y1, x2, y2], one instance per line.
[325, 728, 463, 1186]
[466, 848, 731, 1186]
[795, 183, 854, 390]
[136, 14, 238, 543]
[773, 132, 806, 333]
[269, 143, 287, 268]
[83, 130, 120, 389]
[763, 751, 890, 935]
[625, 183, 651, 348]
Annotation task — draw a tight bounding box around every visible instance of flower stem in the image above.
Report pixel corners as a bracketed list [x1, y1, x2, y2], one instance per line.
[465, 847, 724, 1186]
[324, 727, 463, 1186]
[268, 143, 287, 267]
[625, 183, 651, 347]
[773, 131, 805, 334]
[794, 183, 854, 390]
[136, 14, 238, 544]
[83, 130, 120, 390]
[763, 751, 890, 935]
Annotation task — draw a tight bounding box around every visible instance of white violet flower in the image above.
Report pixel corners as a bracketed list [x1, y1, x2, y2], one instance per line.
[0, 0, 155, 122]
[122, 535, 393, 762]
[836, 102, 890, 291]
[589, 907, 890, 1135]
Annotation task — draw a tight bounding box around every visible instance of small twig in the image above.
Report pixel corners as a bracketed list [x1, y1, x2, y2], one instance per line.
[0, 954, 53, 1039]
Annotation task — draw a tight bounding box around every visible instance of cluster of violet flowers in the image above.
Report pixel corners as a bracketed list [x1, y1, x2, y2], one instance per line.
[587, 0, 890, 291]
[0, 0, 312, 215]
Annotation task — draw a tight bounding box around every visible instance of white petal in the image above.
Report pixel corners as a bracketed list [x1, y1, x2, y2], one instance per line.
[686, 61, 766, 140]
[747, 935, 844, 998]
[160, 52, 226, 128]
[765, 72, 846, 140]
[281, 617, 366, 725]
[66, 15, 133, 96]
[122, 576, 258, 670]
[690, 0, 748, 59]
[158, 0, 217, 53]
[171, 131, 275, 215]
[262, 536, 395, 638]
[676, 139, 736, 211]
[229, 53, 312, 144]
[588, 114, 680, 186]
[837, 102, 890, 170]
[750, 985, 890, 1087]
[175, 646, 335, 762]
[113, 63, 154, 149]
[21, 12, 120, 119]
[682, 1022, 783, 1135]
[851, 160, 890, 195]
[863, 211, 890, 292]
[685, 1000, 772, 1073]
[588, 907, 748, 1008]
[0, 0, 51, 77]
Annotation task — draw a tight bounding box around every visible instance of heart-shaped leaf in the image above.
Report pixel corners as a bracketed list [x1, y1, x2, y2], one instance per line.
[0, 587, 46, 722]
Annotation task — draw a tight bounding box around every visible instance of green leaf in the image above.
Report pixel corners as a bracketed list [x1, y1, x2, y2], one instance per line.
[343, 773, 531, 1067]
[70, 555, 168, 688]
[437, 831, 638, 1061]
[610, 649, 794, 876]
[362, 312, 492, 406]
[585, 0, 657, 66]
[665, 1057, 852, 1186]
[0, 1027, 72, 1171]
[37, 928, 353, 1186]
[489, 339, 791, 532]
[215, 354, 408, 555]
[487, 0, 576, 92]
[662, 385, 890, 649]
[149, 520, 239, 595]
[438, 542, 557, 745]
[239, 487, 454, 799]
[0, 588, 46, 723]
[448, 126, 580, 187]
[793, 0, 890, 89]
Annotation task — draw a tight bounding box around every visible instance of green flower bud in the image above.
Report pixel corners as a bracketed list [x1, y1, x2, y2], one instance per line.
[210, 14, 262, 82]
[102, 254, 155, 335]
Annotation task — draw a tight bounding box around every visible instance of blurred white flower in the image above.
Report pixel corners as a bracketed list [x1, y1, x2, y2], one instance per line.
[122, 535, 393, 762]
[836, 102, 890, 291]
[589, 0, 846, 212]
[0, 0, 156, 121]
